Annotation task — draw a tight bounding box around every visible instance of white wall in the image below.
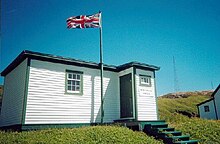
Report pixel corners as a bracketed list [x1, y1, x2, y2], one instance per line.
[0, 59, 28, 127]
[135, 69, 157, 121]
[214, 88, 220, 120]
[25, 60, 119, 124]
[198, 100, 217, 120]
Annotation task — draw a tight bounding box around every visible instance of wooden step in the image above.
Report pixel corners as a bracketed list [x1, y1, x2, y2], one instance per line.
[157, 131, 182, 139]
[174, 139, 199, 144]
[151, 123, 168, 129]
[143, 123, 168, 135]
[169, 135, 190, 141]
[164, 135, 190, 143]
[156, 127, 175, 132]
[162, 131, 182, 136]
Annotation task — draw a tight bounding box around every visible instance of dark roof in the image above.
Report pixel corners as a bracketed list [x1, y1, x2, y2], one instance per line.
[197, 84, 220, 106]
[196, 98, 214, 106]
[1, 50, 160, 76]
[117, 62, 160, 71]
[211, 84, 220, 98]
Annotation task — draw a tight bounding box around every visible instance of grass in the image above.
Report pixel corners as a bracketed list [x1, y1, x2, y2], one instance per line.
[158, 95, 220, 143]
[0, 126, 163, 144]
[1, 93, 219, 143]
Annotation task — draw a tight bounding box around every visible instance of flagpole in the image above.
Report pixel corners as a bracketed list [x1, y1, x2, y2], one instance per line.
[67, 12, 104, 123]
[99, 11, 104, 124]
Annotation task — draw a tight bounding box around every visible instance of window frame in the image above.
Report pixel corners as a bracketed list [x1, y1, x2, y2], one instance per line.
[65, 70, 83, 95]
[204, 105, 210, 112]
[139, 75, 151, 87]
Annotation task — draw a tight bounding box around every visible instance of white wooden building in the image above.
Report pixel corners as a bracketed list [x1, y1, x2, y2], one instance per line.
[197, 84, 220, 120]
[0, 50, 160, 130]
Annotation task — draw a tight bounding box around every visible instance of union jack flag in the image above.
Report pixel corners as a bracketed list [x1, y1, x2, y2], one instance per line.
[66, 13, 101, 29]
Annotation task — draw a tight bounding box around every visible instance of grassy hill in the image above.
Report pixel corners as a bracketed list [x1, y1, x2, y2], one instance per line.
[158, 92, 220, 143]
[0, 90, 219, 143]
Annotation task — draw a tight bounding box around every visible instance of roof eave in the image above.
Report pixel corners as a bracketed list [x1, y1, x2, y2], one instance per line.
[1, 50, 118, 76]
[1, 51, 27, 76]
[117, 62, 160, 72]
[197, 98, 214, 106]
[1, 51, 160, 76]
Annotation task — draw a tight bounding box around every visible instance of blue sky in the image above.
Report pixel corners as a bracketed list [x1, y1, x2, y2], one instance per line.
[1, 0, 220, 95]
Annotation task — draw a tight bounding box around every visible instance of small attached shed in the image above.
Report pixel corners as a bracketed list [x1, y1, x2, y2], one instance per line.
[0, 50, 160, 130]
[197, 84, 220, 120]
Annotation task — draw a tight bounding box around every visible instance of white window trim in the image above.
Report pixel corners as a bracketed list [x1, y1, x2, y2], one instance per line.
[66, 70, 83, 95]
[139, 75, 151, 87]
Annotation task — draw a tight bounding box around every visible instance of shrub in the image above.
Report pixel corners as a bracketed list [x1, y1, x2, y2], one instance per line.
[0, 126, 163, 144]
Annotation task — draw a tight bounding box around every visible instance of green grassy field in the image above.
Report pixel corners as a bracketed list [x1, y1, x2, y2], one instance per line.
[158, 95, 220, 143]
[0, 126, 163, 144]
[1, 93, 219, 143]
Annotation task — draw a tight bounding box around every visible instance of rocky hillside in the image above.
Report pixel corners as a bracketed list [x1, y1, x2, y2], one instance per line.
[160, 90, 213, 99]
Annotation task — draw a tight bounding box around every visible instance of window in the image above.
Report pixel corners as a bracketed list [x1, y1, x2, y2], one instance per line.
[140, 75, 151, 86]
[204, 106, 210, 112]
[66, 70, 83, 94]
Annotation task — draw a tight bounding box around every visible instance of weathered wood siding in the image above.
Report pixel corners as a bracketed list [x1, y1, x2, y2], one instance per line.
[198, 100, 217, 120]
[135, 69, 158, 120]
[214, 88, 220, 119]
[0, 59, 28, 127]
[25, 60, 119, 124]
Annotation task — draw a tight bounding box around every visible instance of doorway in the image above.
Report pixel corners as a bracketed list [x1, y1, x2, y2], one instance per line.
[120, 73, 133, 118]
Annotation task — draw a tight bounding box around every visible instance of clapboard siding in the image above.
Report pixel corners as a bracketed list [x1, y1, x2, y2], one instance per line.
[25, 60, 119, 124]
[135, 69, 157, 120]
[0, 59, 28, 127]
[198, 100, 217, 120]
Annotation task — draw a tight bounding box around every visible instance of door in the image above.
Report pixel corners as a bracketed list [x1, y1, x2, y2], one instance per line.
[120, 73, 133, 118]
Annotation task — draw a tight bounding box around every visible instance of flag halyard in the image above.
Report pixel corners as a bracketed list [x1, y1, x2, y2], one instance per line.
[67, 13, 101, 29]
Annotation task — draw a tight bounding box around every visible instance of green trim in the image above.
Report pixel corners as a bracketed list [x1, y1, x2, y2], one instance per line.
[139, 120, 166, 130]
[154, 71, 159, 120]
[213, 98, 218, 119]
[117, 62, 160, 72]
[197, 105, 200, 118]
[21, 123, 91, 130]
[153, 70, 156, 78]
[64, 92, 83, 95]
[21, 122, 117, 131]
[65, 70, 83, 95]
[66, 70, 83, 74]
[21, 58, 31, 124]
[0, 121, 167, 131]
[133, 67, 138, 121]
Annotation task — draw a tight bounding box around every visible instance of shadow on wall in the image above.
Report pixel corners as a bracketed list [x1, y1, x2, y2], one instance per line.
[90, 76, 114, 123]
[90, 76, 95, 123]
